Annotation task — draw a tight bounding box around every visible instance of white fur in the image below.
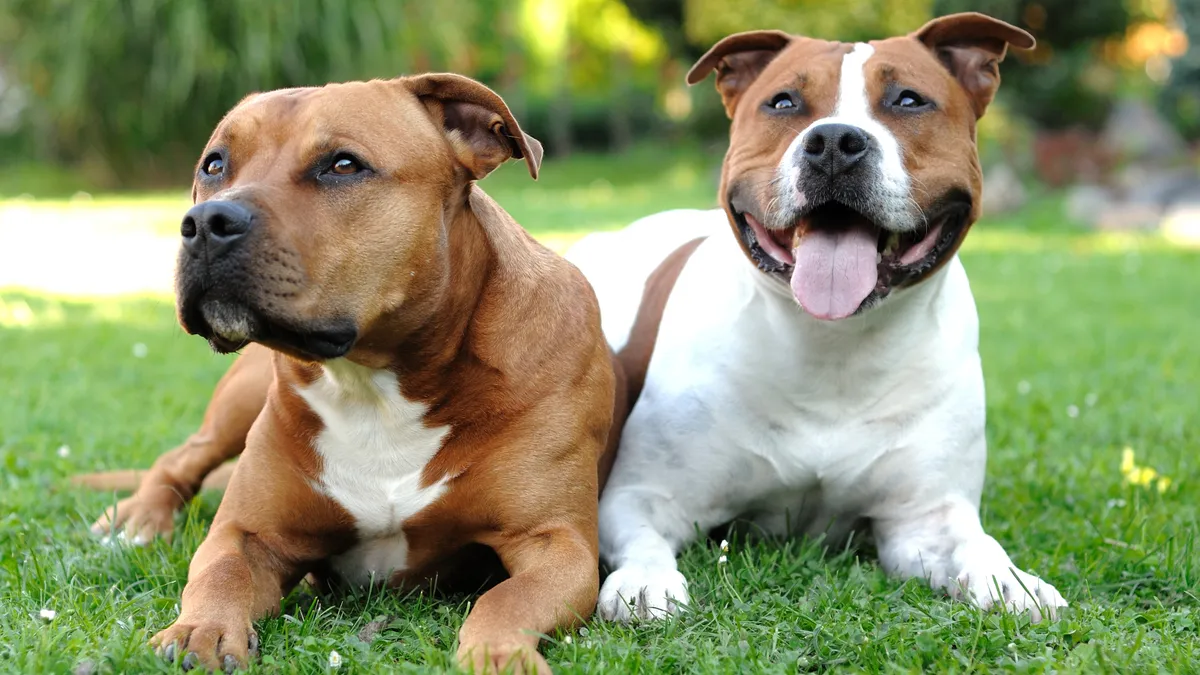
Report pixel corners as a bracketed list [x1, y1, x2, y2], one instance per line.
[566, 209, 727, 352]
[297, 359, 450, 585]
[777, 43, 916, 231]
[566, 209, 1066, 623]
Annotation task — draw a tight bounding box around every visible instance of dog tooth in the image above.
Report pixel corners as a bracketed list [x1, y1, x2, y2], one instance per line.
[882, 232, 900, 257]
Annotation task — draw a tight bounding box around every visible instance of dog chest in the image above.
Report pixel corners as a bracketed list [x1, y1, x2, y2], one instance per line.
[296, 360, 450, 583]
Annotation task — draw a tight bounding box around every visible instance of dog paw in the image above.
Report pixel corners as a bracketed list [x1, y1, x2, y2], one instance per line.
[151, 619, 258, 673]
[456, 642, 551, 675]
[91, 494, 179, 545]
[597, 565, 690, 623]
[951, 564, 1067, 623]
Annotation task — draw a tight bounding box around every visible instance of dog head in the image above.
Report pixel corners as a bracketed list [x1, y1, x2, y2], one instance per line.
[688, 12, 1034, 320]
[175, 73, 542, 360]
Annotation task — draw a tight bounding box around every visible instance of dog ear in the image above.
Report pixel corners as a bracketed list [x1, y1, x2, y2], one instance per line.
[686, 30, 792, 118]
[405, 73, 544, 180]
[913, 12, 1035, 118]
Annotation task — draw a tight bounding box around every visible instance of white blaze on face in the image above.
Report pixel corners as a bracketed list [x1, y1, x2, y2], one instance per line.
[772, 43, 919, 320]
[777, 42, 914, 232]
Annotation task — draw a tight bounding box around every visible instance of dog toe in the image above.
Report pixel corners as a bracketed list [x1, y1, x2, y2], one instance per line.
[954, 566, 1067, 623]
[151, 620, 253, 672]
[597, 565, 690, 623]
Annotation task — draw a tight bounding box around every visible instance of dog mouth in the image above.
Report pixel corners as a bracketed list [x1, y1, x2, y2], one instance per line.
[731, 198, 969, 320]
[182, 296, 358, 361]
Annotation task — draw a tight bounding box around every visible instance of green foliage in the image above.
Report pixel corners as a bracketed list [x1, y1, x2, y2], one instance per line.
[1160, 0, 1200, 140]
[1, 1, 442, 180]
[684, 0, 933, 46]
[934, 0, 1133, 131]
[0, 0, 675, 185]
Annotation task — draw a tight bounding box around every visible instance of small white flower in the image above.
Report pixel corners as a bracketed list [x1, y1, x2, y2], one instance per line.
[57, 445, 70, 458]
[1017, 380, 1031, 395]
[1085, 392, 1098, 407]
[563, 635, 573, 644]
[39, 608, 57, 621]
[578, 626, 589, 637]
[1106, 498, 1127, 509]
[718, 555, 728, 565]
[1067, 405, 1080, 418]
[132, 343, 148, 358]
[720, 539, 729, 552]
[328, 650, 342, 669]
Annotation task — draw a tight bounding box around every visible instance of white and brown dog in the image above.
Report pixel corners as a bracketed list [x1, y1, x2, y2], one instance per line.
[565, 12, 1068, 623]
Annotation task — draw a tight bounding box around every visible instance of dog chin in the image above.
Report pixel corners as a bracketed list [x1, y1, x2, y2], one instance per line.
[197, 300, 257, 354]
[182, 296, 359, 361]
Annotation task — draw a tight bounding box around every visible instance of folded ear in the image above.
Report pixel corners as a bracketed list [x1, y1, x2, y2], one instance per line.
[404, 72, 544, 180]
[913, 12, 1035, 118]
[686, 30, 792, 118]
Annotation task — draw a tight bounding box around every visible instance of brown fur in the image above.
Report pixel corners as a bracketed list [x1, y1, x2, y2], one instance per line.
[615, 237, 706, 405]
[80, 73, 615, 675]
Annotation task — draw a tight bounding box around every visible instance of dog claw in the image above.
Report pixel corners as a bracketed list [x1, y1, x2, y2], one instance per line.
[248, 632, 258, 656]
[223, 654, 238, 674]
[162, 643, 176, 663]
[181, 652, 198, 671]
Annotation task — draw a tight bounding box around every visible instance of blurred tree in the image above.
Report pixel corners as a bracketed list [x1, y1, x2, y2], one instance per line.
[1159, 0, 1200, 139]
[0, 0, 669, 184]
[0, 0, 498, 184]
[684, 0, 931, 46]
[933, 0, 1134, 131]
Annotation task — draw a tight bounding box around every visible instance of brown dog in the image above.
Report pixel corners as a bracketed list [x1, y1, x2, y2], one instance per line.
[81, 73, 618, 673]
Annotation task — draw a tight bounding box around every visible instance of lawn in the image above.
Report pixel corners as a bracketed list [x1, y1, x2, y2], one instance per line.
[1, 147, 1198, 674]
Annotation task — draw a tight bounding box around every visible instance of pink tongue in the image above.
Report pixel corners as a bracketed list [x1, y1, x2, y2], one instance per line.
[791, 220, 879, 320]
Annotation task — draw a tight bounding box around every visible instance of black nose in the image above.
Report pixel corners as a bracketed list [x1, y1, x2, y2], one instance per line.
[802, 123, 871, 176]
[181, 201, 254, 256]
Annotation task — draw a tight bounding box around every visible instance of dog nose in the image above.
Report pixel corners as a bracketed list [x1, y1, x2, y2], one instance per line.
[181, 201, 254, 255]
[802, 123, 871, 176]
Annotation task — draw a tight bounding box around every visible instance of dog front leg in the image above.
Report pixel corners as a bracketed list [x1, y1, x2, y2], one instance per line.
[150, 521, 302, 672]
[873, 495, 1067, 622]
[88, 344, 273, 543]
[456, 526, 598, 675]
[595, 486, 695, 623]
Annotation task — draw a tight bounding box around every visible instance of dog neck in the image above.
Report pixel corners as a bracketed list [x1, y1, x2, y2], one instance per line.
[346, 187, 495, 378]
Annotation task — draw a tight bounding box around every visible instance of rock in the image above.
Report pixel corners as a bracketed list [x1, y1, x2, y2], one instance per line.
[1065, 184, 1112, 226]
[1095, 203, 1164, 231]
[1071, 165, 1200, 231]
[982, 163, 1027, 215]
[357, 616, 393, 643]
[1101, 99, 1187, 163]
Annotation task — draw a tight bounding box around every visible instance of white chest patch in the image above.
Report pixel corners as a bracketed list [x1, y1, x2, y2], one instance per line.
[296, 359, 450, 584]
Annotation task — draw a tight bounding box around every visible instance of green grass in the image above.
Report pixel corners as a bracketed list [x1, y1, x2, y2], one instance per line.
[2, 149, 1199, 674]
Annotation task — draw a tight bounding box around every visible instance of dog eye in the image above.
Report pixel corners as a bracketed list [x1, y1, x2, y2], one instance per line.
[767, 92, 798, 111]
[893, 90, 929, 109]
[202, 155, 224, 176]
[329, 155, 362, 175]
